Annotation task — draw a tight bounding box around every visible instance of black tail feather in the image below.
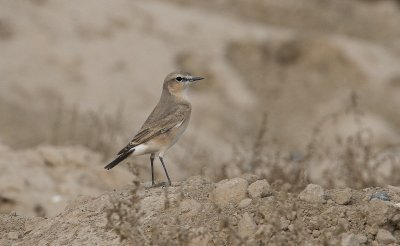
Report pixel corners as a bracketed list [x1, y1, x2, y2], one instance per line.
[104, 149, 135, 170]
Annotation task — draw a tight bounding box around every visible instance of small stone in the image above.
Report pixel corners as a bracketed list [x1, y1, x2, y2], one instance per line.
[331, 188, 352, 205]
[212, 178, 248, 206]
[238, 212, 257, 239]
[299, 184, 326, 203]
[367, 200, 396, 226]
[341, 233, 359, 246]
[247, 179, 271, 198]
[7, 231, 20, 240]
[370, 191, 390, 201]
[376, 229, 396, 244]
[376, 229, 396, 245]
[238, 198, 252, 209]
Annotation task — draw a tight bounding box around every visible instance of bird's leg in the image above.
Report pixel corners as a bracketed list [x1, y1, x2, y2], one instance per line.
[150, 154, 155, 186]
[159, 156, 172, 186]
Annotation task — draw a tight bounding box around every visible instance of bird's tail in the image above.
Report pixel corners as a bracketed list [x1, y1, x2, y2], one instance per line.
[104, 148, 135, 170]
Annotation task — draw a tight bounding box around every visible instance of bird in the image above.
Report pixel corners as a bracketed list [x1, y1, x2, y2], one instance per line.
[104, 72, 204, 186]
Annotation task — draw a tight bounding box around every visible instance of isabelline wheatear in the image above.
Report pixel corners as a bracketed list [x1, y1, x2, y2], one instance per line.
[104, 72, 204, 186]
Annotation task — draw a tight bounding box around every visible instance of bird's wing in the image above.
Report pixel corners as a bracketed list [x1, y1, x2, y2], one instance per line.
[117, 104, 190, 155]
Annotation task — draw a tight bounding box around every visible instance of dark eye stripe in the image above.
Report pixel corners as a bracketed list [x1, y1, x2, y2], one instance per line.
[176, 76, 182, 81]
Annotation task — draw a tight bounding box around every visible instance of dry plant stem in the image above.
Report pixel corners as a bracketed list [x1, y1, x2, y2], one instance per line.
[249, 112, 268, 171]
[105, 166, 147, 244]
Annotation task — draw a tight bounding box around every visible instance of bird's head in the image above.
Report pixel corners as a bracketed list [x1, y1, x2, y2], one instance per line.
[163, 72, 204, 98]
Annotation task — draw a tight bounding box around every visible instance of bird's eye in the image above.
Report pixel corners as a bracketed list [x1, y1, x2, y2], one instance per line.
[176, 76, 182, 81]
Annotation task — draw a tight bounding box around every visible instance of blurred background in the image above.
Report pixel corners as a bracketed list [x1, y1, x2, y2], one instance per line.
[1, 0, 400, 217]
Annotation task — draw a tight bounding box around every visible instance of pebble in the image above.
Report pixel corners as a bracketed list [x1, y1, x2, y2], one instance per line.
[376, 229, 396, 245]
[238, 198, 252, 209]
[370, 191, 390, 201]
[299, 184, 326, 204]
[212, 178, 248, 206]
[247, 179, 271, 198]
[330, 188, 352, 205]
[367, 199, 396, 226]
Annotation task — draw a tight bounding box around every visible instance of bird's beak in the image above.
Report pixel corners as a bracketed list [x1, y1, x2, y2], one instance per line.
[187, 76, 204, 82]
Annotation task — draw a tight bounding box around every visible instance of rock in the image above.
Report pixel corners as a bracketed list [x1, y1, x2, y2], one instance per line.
[376, 229, 396, 245]
[238, 212, 257, 239]
[247, 179, 271, 198]
[370, 191, 391, 201]
[238, 198, 252, 209]
[341, 233, 359, 246]
[299, 184, 326, 203]
[179, 199, 201, 217]
[212, 178, 248, 206]
[331, 188, 352, 205]
[367, 199, 397, 226]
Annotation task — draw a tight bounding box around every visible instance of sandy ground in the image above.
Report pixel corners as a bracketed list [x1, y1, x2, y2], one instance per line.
[1, 176, 400, 245]
[0, 0, 400, 244]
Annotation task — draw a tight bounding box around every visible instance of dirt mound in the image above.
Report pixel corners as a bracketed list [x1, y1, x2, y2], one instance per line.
[1, 176, 399, 245]
[0, 143, 132, 217]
